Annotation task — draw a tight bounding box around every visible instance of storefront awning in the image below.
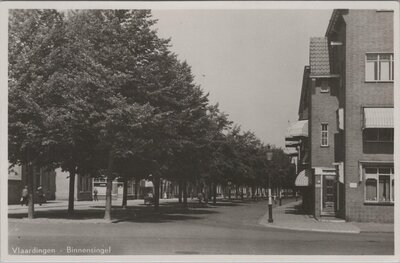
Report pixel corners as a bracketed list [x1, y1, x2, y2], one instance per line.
[285, 140, 300, 148]
[364, 108, 393, 128]
[285, 120, 308, 140]
[295, 169, 311, 187]
[283, 148, 298, 157]
[314, 167, 336, 176]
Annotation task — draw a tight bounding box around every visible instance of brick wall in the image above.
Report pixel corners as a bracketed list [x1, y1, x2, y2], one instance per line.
[343, 10, 394, 222]
[310, 79, 339, 168]
[310, 78, 339, 217]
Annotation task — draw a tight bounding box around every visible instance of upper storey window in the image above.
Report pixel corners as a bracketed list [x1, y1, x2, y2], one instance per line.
[321, 123, 328, 147]
[316, 79, 330, 93]
[365, 53, 394, 82]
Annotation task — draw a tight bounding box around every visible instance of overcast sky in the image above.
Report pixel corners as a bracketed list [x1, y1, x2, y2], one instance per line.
[152, 10, 333, 148]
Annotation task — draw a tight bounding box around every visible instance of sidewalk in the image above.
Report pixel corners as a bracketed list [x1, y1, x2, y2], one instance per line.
[259, 200, 394, 234]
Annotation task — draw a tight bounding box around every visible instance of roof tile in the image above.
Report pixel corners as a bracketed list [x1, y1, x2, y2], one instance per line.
[310, 37, 331, 76]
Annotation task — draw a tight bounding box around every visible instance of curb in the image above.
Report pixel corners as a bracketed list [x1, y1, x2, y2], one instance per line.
[258, 200, 361, 234]
[259, 220, 360, 234]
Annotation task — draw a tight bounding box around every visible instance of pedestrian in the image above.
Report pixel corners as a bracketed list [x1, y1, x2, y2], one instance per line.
[36, 186, 45, 206]
[20, 185, 28, 206]
[93, 188, 98, 201]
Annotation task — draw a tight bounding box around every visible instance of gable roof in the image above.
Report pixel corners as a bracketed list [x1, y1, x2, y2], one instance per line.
[309, 37, 331, 77]
[298, 66, 310, 117]
[326, 9, 348, 37]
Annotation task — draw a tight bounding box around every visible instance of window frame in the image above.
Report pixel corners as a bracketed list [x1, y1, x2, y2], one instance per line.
[321, 123, 329, 147]
[365, 53, 394, 82]
[317, 79, 330, 93]
[364, 166, 394, 204]
[363, 128, 394, 143]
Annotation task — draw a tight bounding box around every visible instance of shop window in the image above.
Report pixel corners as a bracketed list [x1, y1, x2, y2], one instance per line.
[392, 180, 394, 202]
[379, 175, 391, 202]
[364, 166, 394, 203]
[365, 178, 377, 201]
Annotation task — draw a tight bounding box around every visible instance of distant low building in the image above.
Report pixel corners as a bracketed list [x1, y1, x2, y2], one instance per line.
[8, 164, 56, 204]
[55, 168, 93, 201]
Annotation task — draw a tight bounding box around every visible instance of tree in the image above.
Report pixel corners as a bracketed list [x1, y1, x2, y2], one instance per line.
[64, 9, 205, 215]
[9, 9, 71, 218]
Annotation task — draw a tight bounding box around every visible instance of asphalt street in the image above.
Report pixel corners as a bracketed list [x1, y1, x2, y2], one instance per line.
[8, 199, 394, 255]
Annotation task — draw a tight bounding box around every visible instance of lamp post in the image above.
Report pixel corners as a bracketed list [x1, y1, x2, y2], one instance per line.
[266, 145, 273, 223]
[278, 169, 283, 206]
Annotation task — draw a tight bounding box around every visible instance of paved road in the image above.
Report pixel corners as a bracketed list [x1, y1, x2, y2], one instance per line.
[8, 199, 394, 255]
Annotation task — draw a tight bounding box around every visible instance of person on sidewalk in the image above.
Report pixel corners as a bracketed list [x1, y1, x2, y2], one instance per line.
[20, 186, 28, 206]
[93, 188, 98, 201]
[36, 186, 45, 206]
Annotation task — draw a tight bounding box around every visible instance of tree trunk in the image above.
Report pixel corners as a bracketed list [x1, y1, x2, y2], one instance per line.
[27, 164, 35, 219]
[122, 177, 128, 209]
[104, 154, 114, 221]
[154, 175, 160, 210]
[212, 182, 217, 205]
[204, 184, 209, 205]
[160, 179, 163, 199]
[68, 169, 76, 215]
[134, 178, 139, 199]
[183, 179, 187, 207]
[178, 180, 182, 203]
[241, 186, 244, 200]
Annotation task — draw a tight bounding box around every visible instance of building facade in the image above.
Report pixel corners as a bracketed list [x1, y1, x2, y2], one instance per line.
[55, 168, 93, 201]
[286, 9, 394, 222]
[8, 164, 56, 204]
[8, 164, 93, 204]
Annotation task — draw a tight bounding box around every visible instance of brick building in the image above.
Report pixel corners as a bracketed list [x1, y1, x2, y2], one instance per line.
[286, 9, 394, 222]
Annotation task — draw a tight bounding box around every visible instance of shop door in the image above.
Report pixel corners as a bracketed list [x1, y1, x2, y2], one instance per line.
[322, 175, 336, 215]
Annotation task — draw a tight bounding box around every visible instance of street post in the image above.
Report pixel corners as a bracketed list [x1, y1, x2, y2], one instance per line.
[266, 146, 273, 223]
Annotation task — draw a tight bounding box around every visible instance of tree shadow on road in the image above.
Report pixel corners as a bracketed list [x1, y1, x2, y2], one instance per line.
[8, 202, 219, 224]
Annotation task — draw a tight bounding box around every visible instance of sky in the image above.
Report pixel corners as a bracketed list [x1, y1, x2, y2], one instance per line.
[151, 10, 333, 148]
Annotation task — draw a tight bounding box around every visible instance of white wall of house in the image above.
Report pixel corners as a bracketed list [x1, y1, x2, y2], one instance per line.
[55, 168, 78, 200]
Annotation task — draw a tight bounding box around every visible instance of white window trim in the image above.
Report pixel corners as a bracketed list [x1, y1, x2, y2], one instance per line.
[364, 166, 394, 203]
[321, 123, 329, 147]
[365, 53, 394, 82]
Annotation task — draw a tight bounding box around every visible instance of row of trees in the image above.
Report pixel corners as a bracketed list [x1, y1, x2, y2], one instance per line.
[8, 9, 295, 220]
